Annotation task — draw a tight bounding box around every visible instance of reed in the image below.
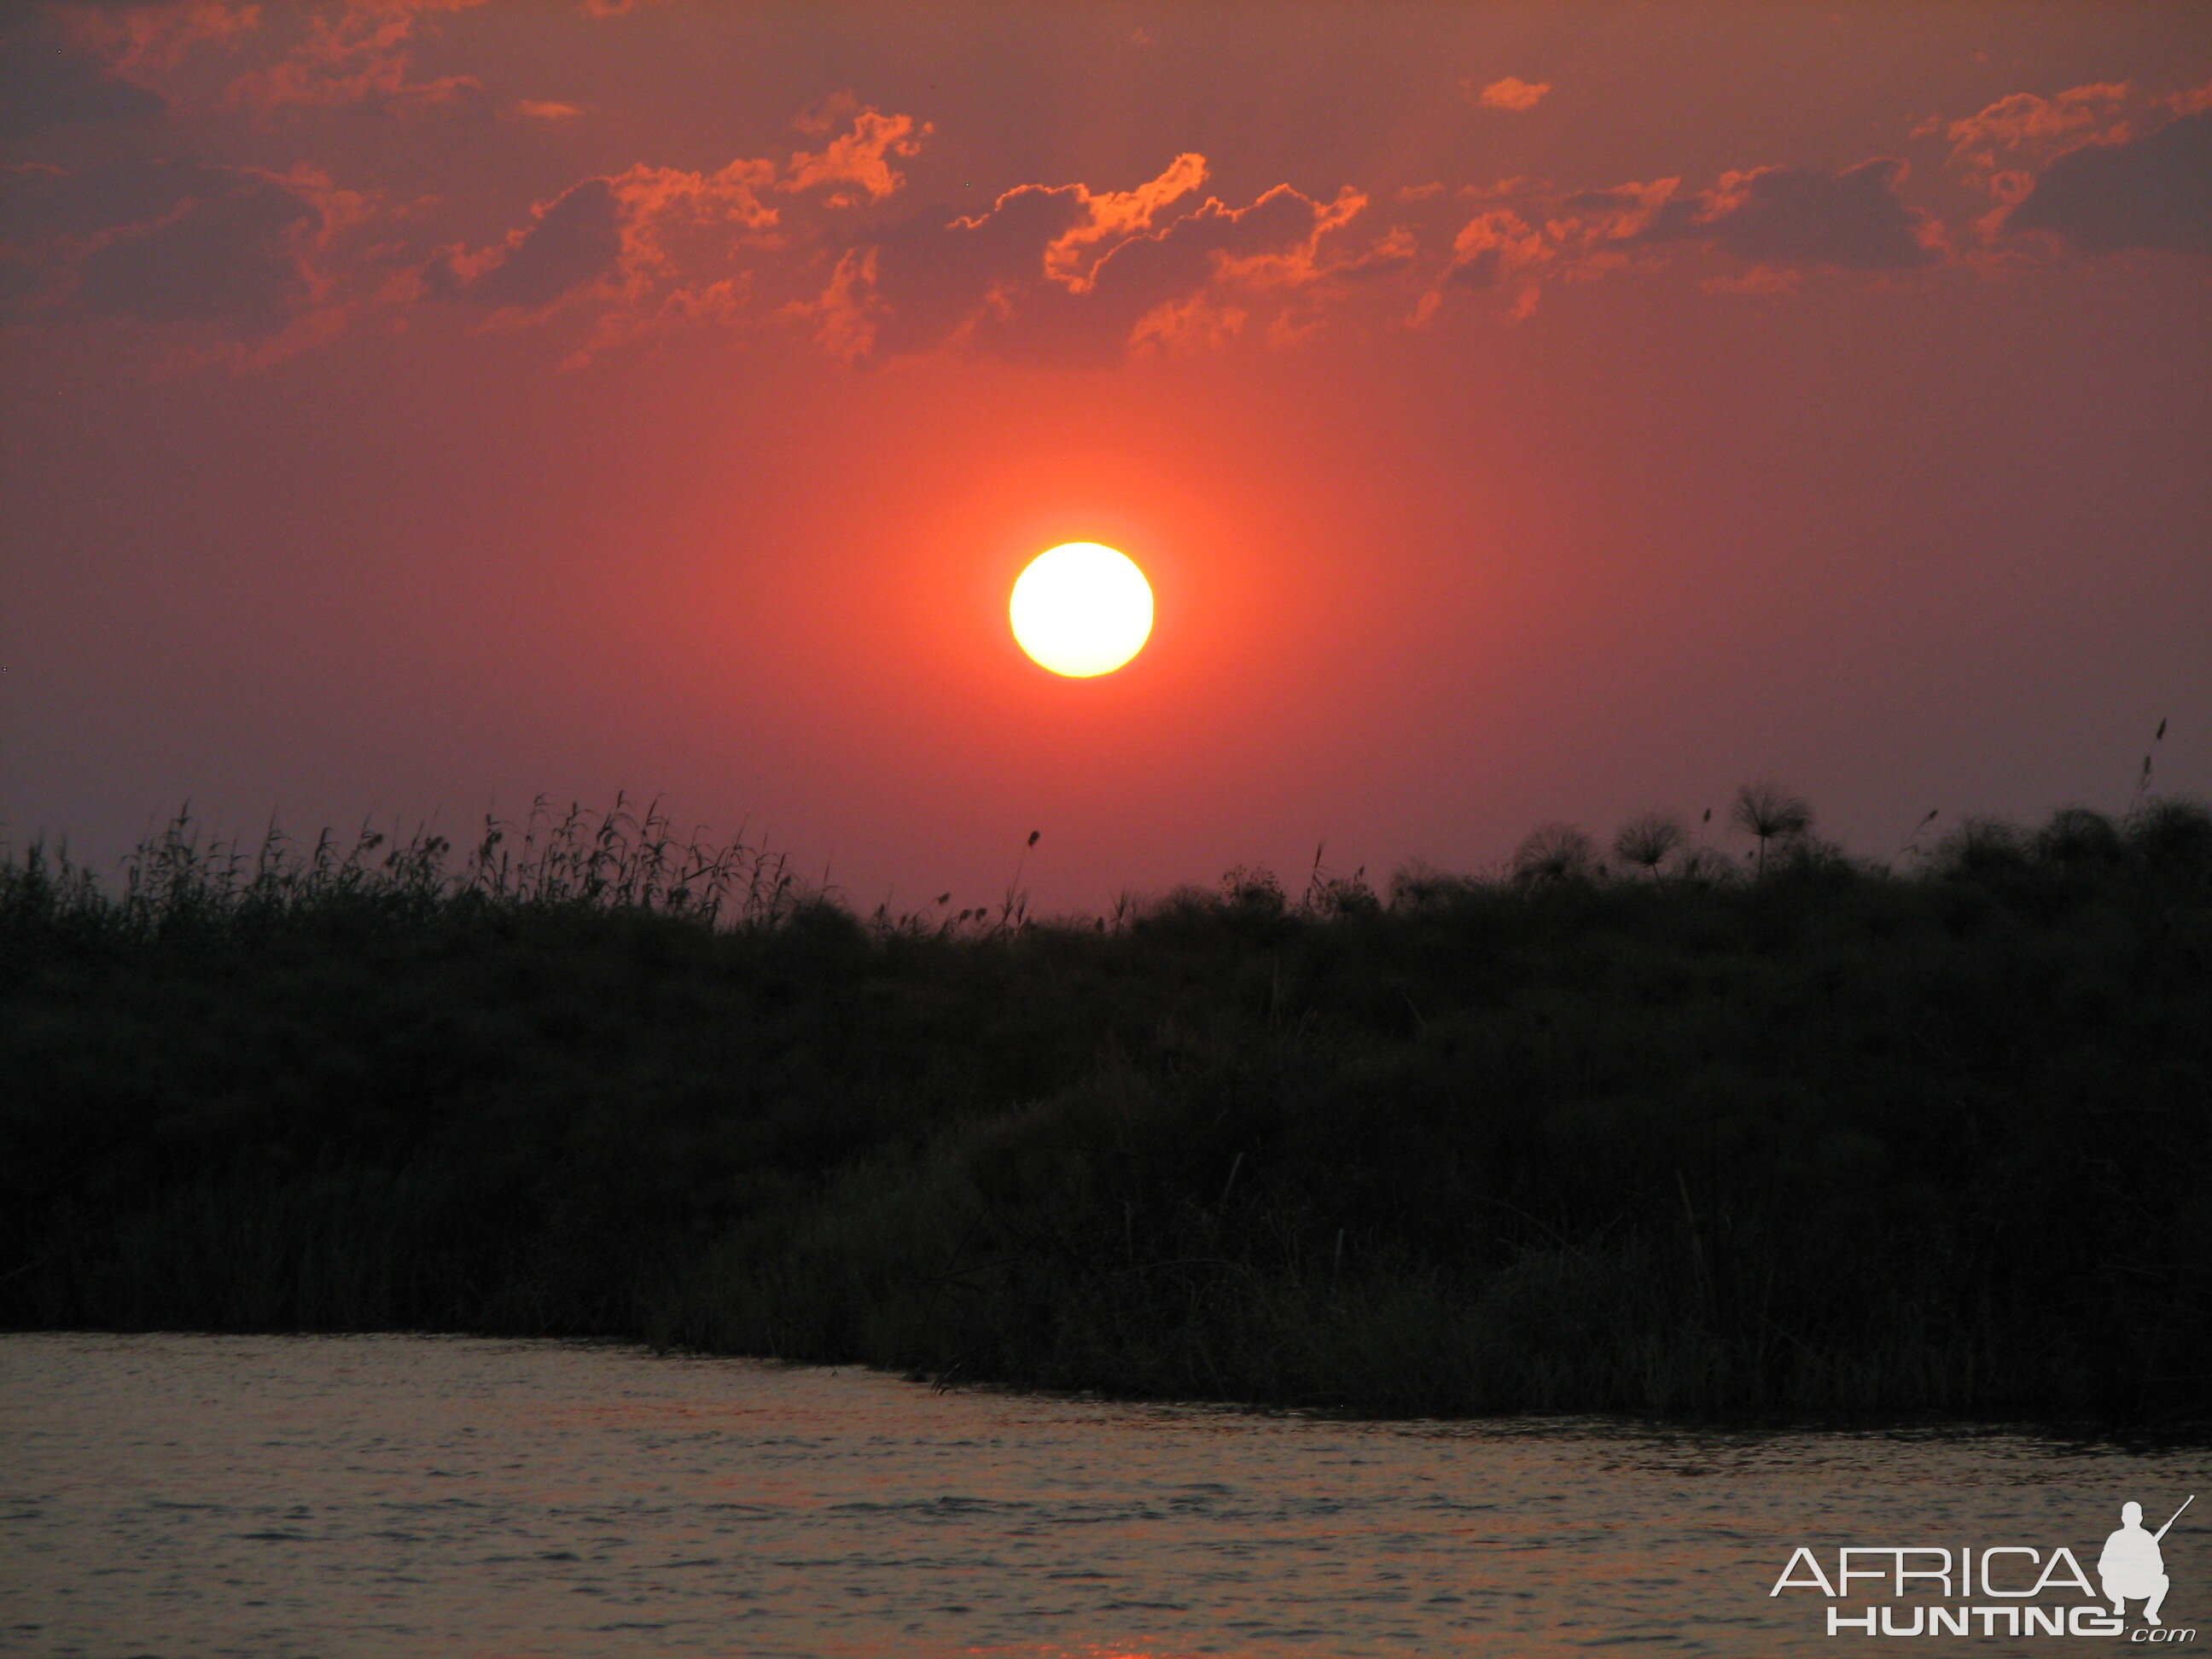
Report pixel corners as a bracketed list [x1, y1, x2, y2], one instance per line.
[3, 792, 2207, 1427]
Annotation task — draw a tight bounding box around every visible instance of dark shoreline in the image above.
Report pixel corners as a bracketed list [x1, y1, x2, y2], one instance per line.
[8, 1328, 2207, 1451]
[5, 800, 2209, 1430]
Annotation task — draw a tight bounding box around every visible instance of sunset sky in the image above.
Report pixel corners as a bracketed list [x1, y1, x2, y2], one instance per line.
[4, 2, 2208, 915]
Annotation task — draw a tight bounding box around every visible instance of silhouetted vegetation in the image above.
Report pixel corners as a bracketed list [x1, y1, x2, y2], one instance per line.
[3, 792, 2209, 1427]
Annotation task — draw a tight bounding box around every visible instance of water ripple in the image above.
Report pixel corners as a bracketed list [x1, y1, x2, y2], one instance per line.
[0, 1334, 2203, 1658]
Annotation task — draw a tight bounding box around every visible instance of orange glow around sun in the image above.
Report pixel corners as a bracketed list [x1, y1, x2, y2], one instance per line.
[1009, 543, 1155, 677]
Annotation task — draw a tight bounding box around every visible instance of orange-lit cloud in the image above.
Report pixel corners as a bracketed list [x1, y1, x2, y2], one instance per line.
[423, 104, 919, 355]
[1941, 83, 2133, 183]
[826, 158, 1400, 365]
[52, 1, 625, 130]
[222, 3, 492, 119]
[54, 0, 498, 121]
[1040, 151, 1208, 287]
[1919, 79, 2212, 255]
[1413, 206, 1550, 323]
[1469, 76, 1551, 112]
[15, 8, 2207, 381]
[790, 243, 879, 364]
[781, 108, 928, 206]
[55, 2, 260, 75]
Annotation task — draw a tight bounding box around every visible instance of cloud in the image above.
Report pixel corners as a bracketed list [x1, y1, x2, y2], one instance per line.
[1070, 180, 1371, 354]
[1638, 159, 1940, 271]
[0, 158, 342, 338]
[1941, 83, 2132, 180]
[1416, 160, 1943, 323]
[1441, 207, 1548, 289]
[829, 150, 1213, 358]
[220, 2, 493, 119]
[52, 2, 259, 76]
[780, 108, 928, 205]
[1927, 80, 2212, 253]
[1930, 82, 2136, 220]
[1469, 76, 1551, 113]
[1412, 207, 1550, 323]
[841, 181, 1092, 359]
[78, 177, 318, 330]
[1, 159, 227, 240]
[441, 134, 1955, 371]
[2002, 109, 2212, 254]
[425, 105, 909, 346]
[14, 42, 2068, 375]
[1039, 151, 1208, 285]
[432, 176, 623, 311]
[56, 2, 571, 125]
[0, 18, 167, 138]
[831, 157, 1393, 364]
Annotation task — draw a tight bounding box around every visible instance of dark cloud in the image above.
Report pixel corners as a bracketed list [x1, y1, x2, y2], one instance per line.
[433, 177, 623, 311]
[1447, 246, 1504, 288]
[77, 181, 317, 333]
[0, 23, 166, 140]
[859, 185, 1092, 358]
[0, 160, 323, 337]
[2005, 111, 2212, 254]
[1643, 159, 1938, 271]
[0, 160, 246, 240]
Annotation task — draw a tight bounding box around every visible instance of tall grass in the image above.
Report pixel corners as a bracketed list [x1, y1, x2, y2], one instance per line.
[59, 793, 805, 936]
[3, 792, 2209, 1427]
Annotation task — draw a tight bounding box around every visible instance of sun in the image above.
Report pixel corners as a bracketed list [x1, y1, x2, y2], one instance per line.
[1009, 543, 1155, 677]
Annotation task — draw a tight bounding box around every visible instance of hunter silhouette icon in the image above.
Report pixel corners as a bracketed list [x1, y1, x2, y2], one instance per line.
[2102, 1496, 2192, 1625]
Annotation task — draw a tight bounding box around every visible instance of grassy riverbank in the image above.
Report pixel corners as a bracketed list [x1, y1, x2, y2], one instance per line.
[3, 797, 2208, 1425]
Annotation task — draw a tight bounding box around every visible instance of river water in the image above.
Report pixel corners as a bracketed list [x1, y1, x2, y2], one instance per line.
[1, 1334, 2203, 1658]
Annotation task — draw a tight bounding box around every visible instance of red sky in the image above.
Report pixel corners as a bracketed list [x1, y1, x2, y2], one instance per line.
[4, 2, 2209, 915]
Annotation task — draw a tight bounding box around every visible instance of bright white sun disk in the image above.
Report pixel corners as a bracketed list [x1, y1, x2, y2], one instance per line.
[1010, 543, 1154, 677]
